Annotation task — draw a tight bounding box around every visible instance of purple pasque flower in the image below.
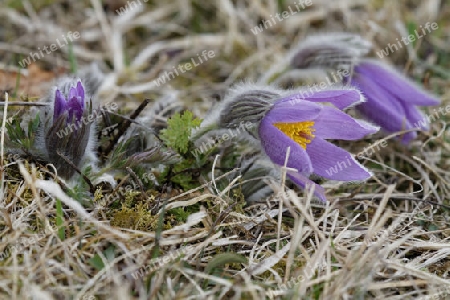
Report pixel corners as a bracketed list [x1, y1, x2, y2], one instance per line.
[289, 33, 441, 143]
[349, 59, 440, 143]
[53, 80, 85, 124]
[43, 79, 94, 179]
[218, 85, 378, 202]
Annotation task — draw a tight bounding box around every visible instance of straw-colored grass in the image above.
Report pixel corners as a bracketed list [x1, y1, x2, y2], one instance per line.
[0, 0, 449, 299]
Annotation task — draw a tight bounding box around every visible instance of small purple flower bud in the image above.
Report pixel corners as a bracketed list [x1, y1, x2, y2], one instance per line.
[30, 65, 104, 182]
[40, 79, 97, 179]
[53, 80, 85, 124]
[289, 32, 372, 70]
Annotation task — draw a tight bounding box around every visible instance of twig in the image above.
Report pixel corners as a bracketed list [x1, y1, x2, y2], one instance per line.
[102, 98, 151, 158]
[56, 150, 95, 194]
[0, 92, 8, 201]
[0, 102, 49, 106]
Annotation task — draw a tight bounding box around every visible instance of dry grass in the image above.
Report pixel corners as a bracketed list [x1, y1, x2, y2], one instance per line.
[0, 0, 449, 299]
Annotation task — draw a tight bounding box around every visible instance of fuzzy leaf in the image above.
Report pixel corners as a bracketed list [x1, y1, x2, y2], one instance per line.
[160, 111, 201, 154]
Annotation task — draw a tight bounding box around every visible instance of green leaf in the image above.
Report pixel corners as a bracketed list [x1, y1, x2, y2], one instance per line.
[88, 245, 116, 271]
[171, 157, 199, 190]
[6, 113, 40, 150]
[56, 198, 65, 241]
[160, 111, 202, 155]
[407, 21, 418, 48]
[68, 40, 77, 74]
[205, 253, 247, 274]
[428, 224, 439, 231]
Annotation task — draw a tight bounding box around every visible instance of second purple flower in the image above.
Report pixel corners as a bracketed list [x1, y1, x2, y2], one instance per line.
[288, 32, 441, 144]
[219, 85, 379, 202]
[349, 59, 440, 143]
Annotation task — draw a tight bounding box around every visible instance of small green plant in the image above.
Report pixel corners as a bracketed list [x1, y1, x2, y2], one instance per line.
[160, 111, 202, 155]
[6, 113, 40, 151]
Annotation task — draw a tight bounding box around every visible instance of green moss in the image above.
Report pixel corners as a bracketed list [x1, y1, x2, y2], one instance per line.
[167, 207, 192, 223]
[111, 203, 158, 231]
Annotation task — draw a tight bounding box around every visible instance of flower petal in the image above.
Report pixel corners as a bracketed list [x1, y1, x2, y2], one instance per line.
[306, 138, 372, 181]
[403, 104, 429, 131]
[279, 88, 364, 110]
[54, 89, 67, 121]
[68, 86, 77, 101]
[259, 117, 313, 175]
[287, 172, 327, 202]
[351, 75, 417, 143]
[357, 60, 440, 106]
[265, 99, 322, 123]
[313, 106, 379, 140]
[76, 81, 85, 108]
[67, 96, 84, 123]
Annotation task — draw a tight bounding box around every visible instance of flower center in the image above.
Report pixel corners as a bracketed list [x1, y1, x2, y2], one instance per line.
[274, 121, 315, 149]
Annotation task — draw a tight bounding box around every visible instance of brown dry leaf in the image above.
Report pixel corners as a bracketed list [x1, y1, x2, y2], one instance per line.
[0, 63, 66, 99]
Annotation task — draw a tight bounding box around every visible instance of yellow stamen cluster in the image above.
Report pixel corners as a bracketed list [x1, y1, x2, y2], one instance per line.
[274, 121, 316, 149]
